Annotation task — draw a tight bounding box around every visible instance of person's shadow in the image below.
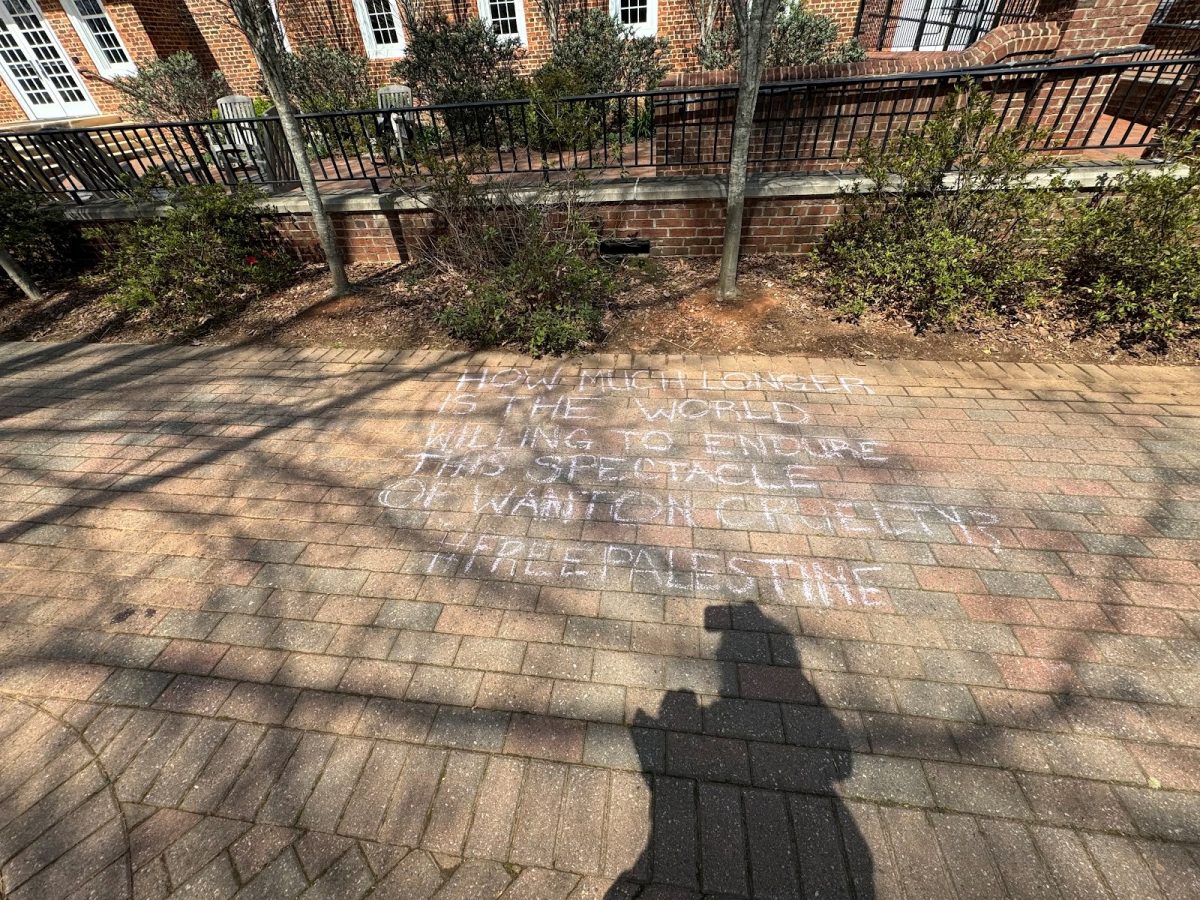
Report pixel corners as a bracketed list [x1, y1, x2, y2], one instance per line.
[607, 602, 875, 898]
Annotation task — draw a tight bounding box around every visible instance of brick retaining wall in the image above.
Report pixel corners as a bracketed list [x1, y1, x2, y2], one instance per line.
[63, 164, 1137, 264]
[265, 195, 845, 263]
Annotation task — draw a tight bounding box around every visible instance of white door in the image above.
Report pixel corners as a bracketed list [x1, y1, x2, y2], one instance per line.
[892, 0, 1000, 52]
[0, 0, 97, 120]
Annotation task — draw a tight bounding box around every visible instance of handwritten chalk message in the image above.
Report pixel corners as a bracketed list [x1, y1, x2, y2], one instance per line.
[379, 368, 999, 608]
[419, 533, 886, 608]
[453, 368, 873, 393]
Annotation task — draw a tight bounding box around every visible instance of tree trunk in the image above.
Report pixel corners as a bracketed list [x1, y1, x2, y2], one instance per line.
[716, 0, 780, 302]
[539, 0, 561, 45]
[229, 0, 350, 298]
[0, 248, 43, 302]
[258, 67, 351, 298]
[716, 67, 762, 301]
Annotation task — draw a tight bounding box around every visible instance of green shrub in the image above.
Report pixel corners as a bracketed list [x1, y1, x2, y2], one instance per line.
[524, 66, 607, 153]
[391, 14, 523, 148]
[699, 1, 863, 70]
[392, 14, 522, 107]
[541, 10, 668, 95]
[111, 52, 230, 121]
[0, 187, 80, 278]
[412, 156, 609, 354]
[89, 184, 294, 329]
[768, 1, 865, 66]
[441, 259, 606, 356]
[520, 11, 665, 157]
[276, 43, 373, 113]
[816, 84, 1058, 328]
[1053, 133, 1200, 345]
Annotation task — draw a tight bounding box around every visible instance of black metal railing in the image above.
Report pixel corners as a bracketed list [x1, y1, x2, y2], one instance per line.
[1151, 0, 1200, 26]
[659, 51, 1199, 172]
[1137, 0, 1200, 60]
[0, 53, 1196, 204]
[854, 0, 1046, 53]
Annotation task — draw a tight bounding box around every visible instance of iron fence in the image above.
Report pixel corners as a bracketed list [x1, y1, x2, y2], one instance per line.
[1137, 0, 1200, 60]
[853, 0, 1048, 54]
[0, 53, 1196, 204]
[1151, 0, 1200, 26]
[663, 51, 1200, 172]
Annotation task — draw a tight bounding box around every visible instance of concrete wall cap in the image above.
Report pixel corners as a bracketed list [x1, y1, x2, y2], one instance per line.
[59, 163, 1178, 222]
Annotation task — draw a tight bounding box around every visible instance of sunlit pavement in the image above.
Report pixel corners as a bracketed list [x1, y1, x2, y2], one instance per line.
[0, 341, 1197, 899]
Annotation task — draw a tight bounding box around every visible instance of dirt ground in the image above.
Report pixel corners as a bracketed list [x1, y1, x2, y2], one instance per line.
[3, 256, 1197, 364]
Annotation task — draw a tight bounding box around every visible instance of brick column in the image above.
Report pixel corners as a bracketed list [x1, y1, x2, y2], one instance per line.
[1056, 0, 1161, 55]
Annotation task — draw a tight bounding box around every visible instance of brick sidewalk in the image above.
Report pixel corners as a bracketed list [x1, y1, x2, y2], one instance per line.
[0, 342, 1198, 899]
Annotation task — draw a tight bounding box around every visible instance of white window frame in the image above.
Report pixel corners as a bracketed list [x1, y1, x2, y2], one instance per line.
[269, 0, 291, 52]
[351, 0, 406, 59]
[609, 0, 657, 38]
[477, 0, 528, 47]
[60, 0, 136, 78]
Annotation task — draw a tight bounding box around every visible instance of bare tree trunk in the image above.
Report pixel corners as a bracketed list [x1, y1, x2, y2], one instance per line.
[689, 0, 724, 56]
[716, 0, 780, 302]
[538, 0, 562, 45]
[228, 0, 350, 298]
[258, 69, 350, 297]
[0, 247, 42, 302]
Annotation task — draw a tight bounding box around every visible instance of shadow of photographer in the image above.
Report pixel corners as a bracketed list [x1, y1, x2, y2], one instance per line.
[607, 600, 876, 899]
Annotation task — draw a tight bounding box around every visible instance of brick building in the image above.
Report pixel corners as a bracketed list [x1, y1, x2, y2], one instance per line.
[0, 0, 1177, 125]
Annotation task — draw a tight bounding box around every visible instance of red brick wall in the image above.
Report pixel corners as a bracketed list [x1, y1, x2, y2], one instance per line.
[121, 0, 225, 81]
[175, 0, 863, 96]
[273, 207, 440, 262]
[596, 196, 845, 255]
[176, 0, 258, 93]
[261, 195, 844, 263]
[176, 0, 415, 94]
[1057, 0, 1161, 53]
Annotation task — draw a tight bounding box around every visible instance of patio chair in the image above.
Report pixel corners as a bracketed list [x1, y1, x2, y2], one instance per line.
[375, 84, 416, 167]
[210, 94, 266, 184]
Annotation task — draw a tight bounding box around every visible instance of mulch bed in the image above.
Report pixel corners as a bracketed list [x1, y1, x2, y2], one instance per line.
[3, 256, 1197, 364]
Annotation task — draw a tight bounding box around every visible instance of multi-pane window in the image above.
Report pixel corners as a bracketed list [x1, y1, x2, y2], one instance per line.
[618, 0, 646, 26]
[610, 0, 656, 37]
[479, 0, 526, 44]
[62, 0, 134, 77]
[7, 0, 88, 101]
[352, 0, 405, 58]
[268, 0, 291, 52]
[0, 30, 54, 106]
[0, 0, 97, 117]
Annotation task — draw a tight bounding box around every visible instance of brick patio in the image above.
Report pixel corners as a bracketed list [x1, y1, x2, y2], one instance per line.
[0, 341, 1198, 899]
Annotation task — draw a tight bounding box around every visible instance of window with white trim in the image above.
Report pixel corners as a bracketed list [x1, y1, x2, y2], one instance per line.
[351, 0, 405, 58]
[610, 0, 656, 38]
[478, 0, 527, 45]
[61, 0, 135, 78]
[268, 0, 291, 52]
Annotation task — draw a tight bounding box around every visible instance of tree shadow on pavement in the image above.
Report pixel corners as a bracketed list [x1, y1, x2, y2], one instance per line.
[0, 345, 1196, 897]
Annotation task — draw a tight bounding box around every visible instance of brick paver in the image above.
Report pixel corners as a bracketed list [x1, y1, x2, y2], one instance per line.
[0, 341, 1198, 898]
